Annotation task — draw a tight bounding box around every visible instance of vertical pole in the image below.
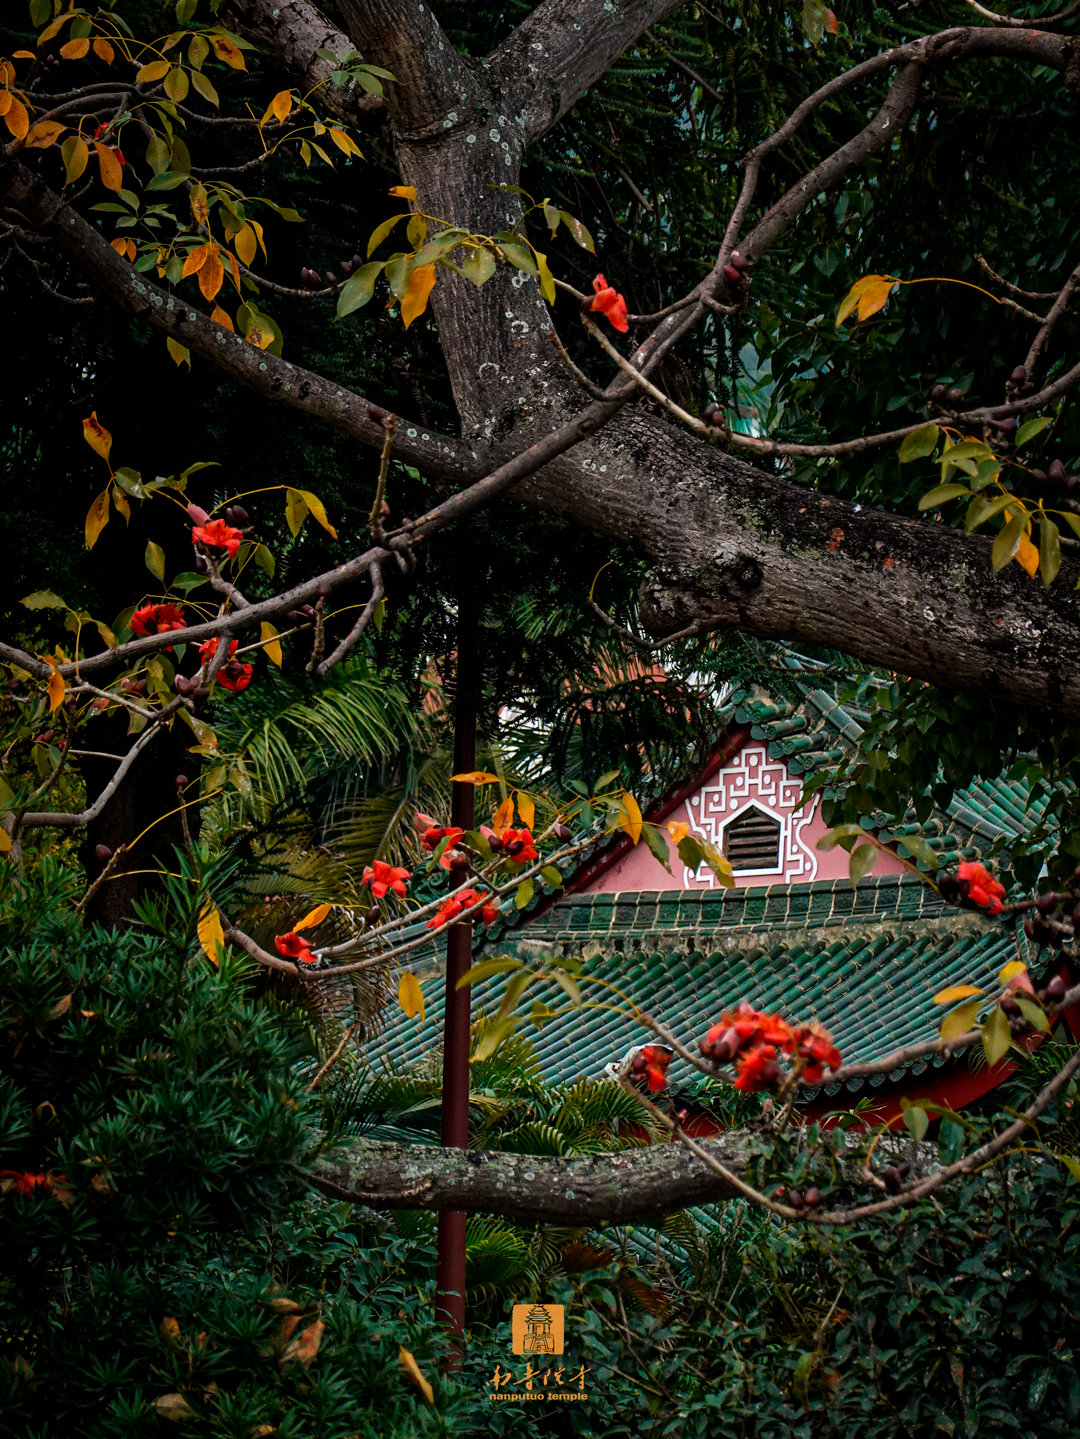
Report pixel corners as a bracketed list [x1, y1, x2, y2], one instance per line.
[436, 599, 477, 1348]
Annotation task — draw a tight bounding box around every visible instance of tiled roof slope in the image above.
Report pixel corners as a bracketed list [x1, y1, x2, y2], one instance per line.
[375, 875, 1015, 1097]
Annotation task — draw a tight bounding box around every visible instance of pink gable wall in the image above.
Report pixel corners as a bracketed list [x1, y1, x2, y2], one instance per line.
[587, 742, 908, 893]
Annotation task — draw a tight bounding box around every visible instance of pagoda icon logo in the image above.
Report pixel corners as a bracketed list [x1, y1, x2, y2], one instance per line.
[511, 1302, 564, 1355]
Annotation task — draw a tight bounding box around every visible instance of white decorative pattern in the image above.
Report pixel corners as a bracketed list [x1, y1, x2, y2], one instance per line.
[684, 746, 819, 887]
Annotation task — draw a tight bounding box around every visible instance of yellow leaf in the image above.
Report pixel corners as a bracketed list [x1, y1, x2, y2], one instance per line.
[450, 771, 501, 784]
[398, 1346, 434, 1404]
[136, 59, 171, 83]
[939, 998, 981, 1046]
[189, 184, 209, 225]
[836, 273, 896, 326]
[61, 133, 88, 183]
[210, 35, 246, 69]
[516, 789, 535, 832]
[182, 241, 212, 278]
[389, 185, 417, 200]
[493, 796, 514, 837]
[93, 37, 115, 64]
[289, 1318, 324, 1368]
[667, 821, 689, 843]
[160, 1317, 181, 1343]
[328, 127, 363, 158]
[4, 97, 29, 141]
[618, 792, 643, 845]
[267, 89, 292, 123]
[981, 1002, 1013, 1066]
[259, 621, 282, 665]
[111, 236, 136, 260]
[94, 141, 122, 192]
[85, 488, 111, 549]
[294, 902, 332, 932]
[932, 983, 984, 1005]
[1016, 532, 1039, 578]
[401, 263, 436, 329]
[234, 222, 257, 266]
[294, 489, 338, 539]
[166, 337, 191, 368]
[47, 668, 65, 713]
[856, 278, 895, 321]
[59, 37, 90, 59]
[155, 1393, 196, 1421]
[211, 304, 234, 331]
[82, 411, 112, 461]
[25, 120, 66, 149]
[250, 219, 267, 259]
[198, 242, 224, 301]
[197, 904, 225, 965]
[398, 971, 425, 1021]
[999, 959, 1028, 986]
[0, 828, 11, 854]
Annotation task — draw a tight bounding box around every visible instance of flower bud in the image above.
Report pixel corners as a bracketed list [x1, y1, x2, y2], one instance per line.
[787, 1189, 803, 1209]
[94, 844, 112, 863]
[194, 554, 209, 574]
[175, 774, 189, 789]
[1001, 994, 1019, 1015]
[997, 417, 1018, 436]
[1049, 459, 1067, 483]
[507, 839, 525, 857]
[1047, 975, 1067, 1002]
[803, 1186, 822, 1208]
[722, 264, 741, 284]
[1036, 891, 1058, 913]
[226, 504, 250, 526]
[364, 905, 380, 926]
[631, 1054, 648, 1074]
[882, 1166, 902, 1194]
[552, 823, 572, 842]
[1011, 364, 1028, 384]
[929, 384, 945, 400]
[186, 502, 210, 526]
[945, 387, 963, 405]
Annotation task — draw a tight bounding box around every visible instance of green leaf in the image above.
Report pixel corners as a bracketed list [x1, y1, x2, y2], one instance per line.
[460, 246, 496, 287]
[640, 823, 672, 873]
[1015, 415, 1053, 447]
[169, 572, 208, 594]
[471, 1015, 521, 1063]
[992, 513, 1026, 572]
[550, 969, 582, 1006]
[593, 769, 621, 791]
[457, 957, 524, 989]
[676, 834, 703, 870]
[540, 865, 564, 889]
[965, 492, 1014, 534]
[793, 1350, 815, 1411]
[1016, 996, 1050, 1032]
[146, 171, 189, 191]
[285, 488, 308, 537]
[898, 423, 940, 462]
[816, 823, 866, 850]
[558, 211, 595, 252]
[918, 483, 970, 511]
[940, 999, 982, 1046]
[1058, 1153, 1080, 1183]
[30, 0, 51, 24]
[496, 237, 538, 275]
[530, 1000, 555, 1029]
[902, 1104, 928, 1142]
[981, 1003, 1012, 1066]
[895, 834, 940, 869]
[1039, 515, 1061, 586]
[497, 969, 533, 1018]
[535, 250, 555, 305]
[144, 541, 166, 582]
[848, 840, 878, 880]
[252, 544, 275, 577]
[336, 261, 383, 318]
[366, 213, 410, 258]
[21, 589, 68, 610]
[970, 458, 1002, 492]
[515, 878, 534, 910]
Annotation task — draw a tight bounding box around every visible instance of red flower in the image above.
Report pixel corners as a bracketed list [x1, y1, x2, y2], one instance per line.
[131, 602, 186, 640]
[0, 1171, 51, 1196]
[733, 1042, 784, 1092]
[425, 888, 498, 930]
[641, 1044, 672, 1092]
[275, 931, 318, 965]
[589, 274, 629, 333]
[790, 1022, 842, 1083]
[705, 1002, 793, 1057]
[958, 860, 1006, 915]
[361, 859, 411, 899]
[502, 828, 538, 864]
[421, 825, 463, 852]
[192, 518, 243, 559]
[198, 638, 253, 693]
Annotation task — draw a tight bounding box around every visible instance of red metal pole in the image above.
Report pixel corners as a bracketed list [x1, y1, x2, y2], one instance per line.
[436, 604, 477, 1347]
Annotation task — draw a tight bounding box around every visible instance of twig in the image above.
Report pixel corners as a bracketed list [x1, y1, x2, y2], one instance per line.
[316, 560, 384, 675]
[976, 254, 1058, 301]
[643, 27, 726, 107]
[963, 0, 1080, 26]
[306, 1022, 358, 1093]
[1026, 258, 1080, 374]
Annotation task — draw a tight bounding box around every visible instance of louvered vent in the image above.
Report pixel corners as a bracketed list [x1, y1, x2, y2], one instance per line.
[722, 805, 782, 871]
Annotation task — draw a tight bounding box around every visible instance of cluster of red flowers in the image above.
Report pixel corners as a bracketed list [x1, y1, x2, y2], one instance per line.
[131, 602, 186, 640]
[958, 860, 1006, 915]
[93, 122, 125, 165]
[361, 859, 411, 899]
[418, 820, 465, 870]
[588, 274, 629, 333]
[501, 827, 538, 864]
[275, 931, 318, 966]
[628, 1044, 673, 1092]
[0, 1170, 52, 1196]
[199, 637, 252, 692]
[189, 504, 244, 560]
[426, 888, 499, 930]
[699, 1002, 841, 1092]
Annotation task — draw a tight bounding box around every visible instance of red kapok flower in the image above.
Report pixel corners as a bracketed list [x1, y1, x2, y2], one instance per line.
[192, 517, 243, 559]
[426, 887, 498, 930]
[588, 274, 629, 333]
[198, 638, 253, 693]
[958, 860, 1006, 915]
[131, 602, 186, 639]
[362, 859, 411, 899]
[641, 1043, 673, 1092]
[502, 828, 538, 864]
[733, 1042, 784, 1092]
[0, 1171, 51, 1196]
[275, 931, 318, 965]
[422, 825, 464, 852]
[790, 1021, 841, 1084]
[426, 896, 464, 930]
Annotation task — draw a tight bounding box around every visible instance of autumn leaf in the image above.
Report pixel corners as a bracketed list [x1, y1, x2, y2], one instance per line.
[1016, 530, 1039, 578]
[836, 274, 897, 326]
[3, 97, 28, 141]
[401, 263, 436, 329]
[389, 185, 417, 200]
[197, 904, 225, 965]
[981, 1002, 1013, 1066]
[293, 489, 337, 539]
[25, 120, 66, 149]
[265, 89, 293, 123]
[210, 34, 246, 69]
[93, 37, 115, 64]
[399, 1345, 434, 1404]
[933, 983, 985, 1005]
[516, 790, 536, 831]
[59, 37, 90, 59]
[328, 127, 363, 158]
[398, 971, 424, 1021]
[60, 133, 88, 183]
[451, 771, 501, 785]
[667, 820, 689, 844]
[136, 59, 171, 83]
[94, 141, 123, 193]
[154, 1393, 196, 1421]
[493, 795, 514, 837]
[940, 998, 982, 1046]
[85, 488, 111, 549]
[234, 223, 257, 266]
[618, 792, 643, 845]
[291, 1319, 324, 1368]
[294, 902, 332, 931]
[259, 620, 282, 665]
[111, 237, 136, 261]
[82, 412, 113, 462]
[198, 242, 225, 301]
[210, 304, 234, 331]
[47, 667, 65, 713]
